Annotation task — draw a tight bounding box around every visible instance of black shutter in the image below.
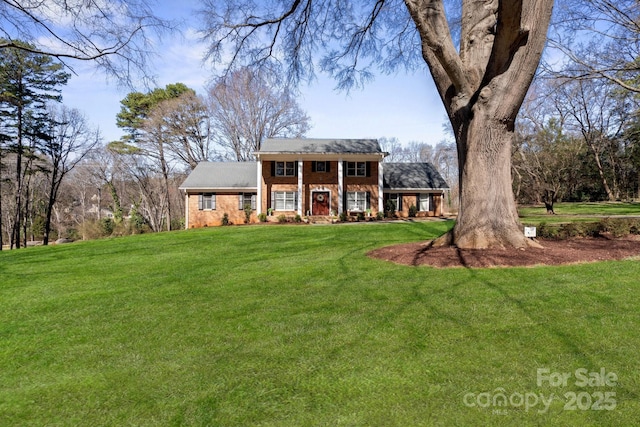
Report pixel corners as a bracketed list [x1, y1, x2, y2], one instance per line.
[312, 161, 316, 172]
[326, 162, 331, 173]
[366, 161, 371, 177]
[366, 192, 371, 210]
[271, 161, 276, 176]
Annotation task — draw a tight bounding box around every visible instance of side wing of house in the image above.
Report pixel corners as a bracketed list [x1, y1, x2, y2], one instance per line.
[382, 163, 449, 217]
[179, 162, 259, 228]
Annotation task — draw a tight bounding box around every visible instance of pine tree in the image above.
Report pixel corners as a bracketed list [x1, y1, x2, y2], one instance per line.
[0, 39, 69, 248]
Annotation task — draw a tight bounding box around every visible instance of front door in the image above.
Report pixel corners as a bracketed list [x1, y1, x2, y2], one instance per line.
[312, 191, 330, 215]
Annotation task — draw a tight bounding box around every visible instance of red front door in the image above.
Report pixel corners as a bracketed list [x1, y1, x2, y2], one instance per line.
[312, 192, 330, 215]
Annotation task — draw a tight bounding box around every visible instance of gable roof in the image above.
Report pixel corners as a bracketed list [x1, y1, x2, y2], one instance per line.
[179, 162, 258, 191]
[383, 163, 449, 190]
[259, 138, 384, 155]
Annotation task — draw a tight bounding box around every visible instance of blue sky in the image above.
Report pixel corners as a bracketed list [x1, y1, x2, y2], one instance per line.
[60, 1, 449, 147]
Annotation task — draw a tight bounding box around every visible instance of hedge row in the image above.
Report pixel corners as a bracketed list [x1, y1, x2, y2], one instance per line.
[532, 218, 640, 240]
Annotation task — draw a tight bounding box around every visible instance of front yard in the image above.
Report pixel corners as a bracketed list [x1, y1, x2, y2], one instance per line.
[1, 220, 639, 426]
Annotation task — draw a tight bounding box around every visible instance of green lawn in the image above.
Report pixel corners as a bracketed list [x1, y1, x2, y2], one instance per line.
[1, 221, 639, 426]
[519, 201, 640, 224]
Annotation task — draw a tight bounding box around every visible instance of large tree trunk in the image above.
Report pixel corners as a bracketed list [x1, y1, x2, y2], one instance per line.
[453, 117, 533, 249]
[405, 0, 553, 249]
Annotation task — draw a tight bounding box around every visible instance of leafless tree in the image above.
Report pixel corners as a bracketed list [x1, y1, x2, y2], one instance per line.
[0, 0, 174, 85]
[550, 0, 640, 94]
[558, 77, 635, 201]
[151, 92, 216, 170]
[40, 106, 100, 244]
[379, 137, 403, 162]
[199, 0, 554, 249]
[208, 68, 311, 161]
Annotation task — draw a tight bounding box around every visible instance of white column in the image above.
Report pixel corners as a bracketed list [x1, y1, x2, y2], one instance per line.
[338, 159, 343, 213]
[297, 159, 303, 215]
[256, 159, 262, 214]
[184, 193, 189, 229]
[378, 161, 384, 214]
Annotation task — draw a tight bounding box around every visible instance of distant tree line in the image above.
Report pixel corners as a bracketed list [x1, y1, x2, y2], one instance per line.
[513, 0, 640, 212]
[0, 46, 311, 246]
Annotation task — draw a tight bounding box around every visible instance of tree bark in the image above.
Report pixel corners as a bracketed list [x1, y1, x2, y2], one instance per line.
[452, 114, 535, 249]
[406, 0, 553, 249]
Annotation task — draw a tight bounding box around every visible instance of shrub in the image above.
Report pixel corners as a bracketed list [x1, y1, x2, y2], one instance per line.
[244, 205, 252, 224]
[258, 212, 268, 222]
[128, 204, 145, 234]
[222, 213, 230, 226]
[277, 214, 288, 223]
[536, 222, 558, 239]
[171, 218, 184, 231]
[408, 204, 418, 217]
[339, 212, 348, 222]
[385, 199, 396, 218]
[100, 218, 115, 236]
[598, 217, 640, 237]
[357, 212, 365, 222]
[376, 211, 384, 220]
[535, 219, 638, 240]
[294, 214, 302, 223]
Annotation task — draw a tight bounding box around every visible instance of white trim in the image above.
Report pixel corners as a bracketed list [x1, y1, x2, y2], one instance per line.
[338, 159, 343, 213]
[257, 153, 385, 162]
[184, 193, 189, 229]
[181, 187, 257, 192]
[256, 159, 263, 214]
[310, 189, 332, 215]
[383, 188, 449, 192]
[345, 191, 370, 211]
[378, 161, 384, 214]
[297, 159, 303, 215]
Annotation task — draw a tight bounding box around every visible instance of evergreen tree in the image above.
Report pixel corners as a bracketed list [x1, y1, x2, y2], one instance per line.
[0, 40, 69, 248]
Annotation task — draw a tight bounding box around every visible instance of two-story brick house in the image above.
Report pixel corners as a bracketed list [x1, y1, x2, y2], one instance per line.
[179, 138, 448, 228]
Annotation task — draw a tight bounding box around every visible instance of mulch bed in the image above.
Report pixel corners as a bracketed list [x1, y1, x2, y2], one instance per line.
[368, 235, 640, 268]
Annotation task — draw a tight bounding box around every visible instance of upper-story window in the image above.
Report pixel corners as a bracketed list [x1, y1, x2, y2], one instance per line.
[275, 161, 296, 176]
[312, 161, 330, 172]
[346, 161, 367, 177]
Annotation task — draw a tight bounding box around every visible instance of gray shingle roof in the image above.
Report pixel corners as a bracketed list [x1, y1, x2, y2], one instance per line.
[179, 162, 258, 190]
[259, 138, 383, 154]
[383, 163, 449, 190]
[180, 160, 449, 192]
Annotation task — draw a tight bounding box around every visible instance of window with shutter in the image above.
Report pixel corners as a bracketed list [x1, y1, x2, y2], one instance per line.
[199, 193, 215, 210]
